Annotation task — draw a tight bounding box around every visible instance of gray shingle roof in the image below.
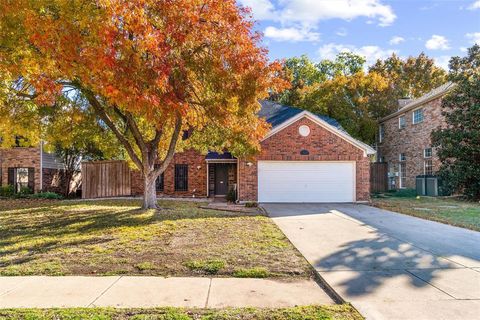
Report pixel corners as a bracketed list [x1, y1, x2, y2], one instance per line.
[259, 100, 344, 130]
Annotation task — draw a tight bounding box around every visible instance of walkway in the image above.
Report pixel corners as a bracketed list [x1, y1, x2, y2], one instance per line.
[264, 203, 480, 320]
[0, 276, 333, 308]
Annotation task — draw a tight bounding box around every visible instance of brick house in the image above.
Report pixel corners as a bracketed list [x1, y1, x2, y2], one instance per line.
[0, 143, 71, 194]
[376, 82, 455, 189]
[126, 100, 375, 203]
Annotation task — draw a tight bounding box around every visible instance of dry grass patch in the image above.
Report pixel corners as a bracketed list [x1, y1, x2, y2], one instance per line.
[372, 196, 480, 231]
[0, 199, 310, 278]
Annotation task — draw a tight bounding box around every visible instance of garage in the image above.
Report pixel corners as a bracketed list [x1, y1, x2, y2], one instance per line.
[257, 161, 355, 203]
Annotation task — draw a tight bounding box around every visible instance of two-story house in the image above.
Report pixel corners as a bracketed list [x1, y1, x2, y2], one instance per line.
[377, 82, 455, 189]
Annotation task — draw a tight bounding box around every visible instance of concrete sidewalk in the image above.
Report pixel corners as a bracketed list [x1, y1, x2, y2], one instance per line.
[0, 276, 333, 308]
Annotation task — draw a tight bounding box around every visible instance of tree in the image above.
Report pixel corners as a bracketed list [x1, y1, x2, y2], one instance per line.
[0, 0, 284, 209]
[432, 45, 480, 200]
[369, 53, 447, 116]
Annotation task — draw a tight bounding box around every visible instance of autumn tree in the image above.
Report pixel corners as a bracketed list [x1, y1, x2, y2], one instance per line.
[369, 53, 447, 116]
[0, 0, 283, 209]
[432, 45, 480, 199]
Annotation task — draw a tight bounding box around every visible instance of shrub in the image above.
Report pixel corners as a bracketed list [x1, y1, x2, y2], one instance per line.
[17, 186, 33, 196]
[390, 188, 417, 198]
[31, 192, 63, 200]
[0, 185, 15, 197]
[226, 188, 237, 203]
[185, 259, 225, 274]
[245, 202, 258, 208]
[233, 267, 270, 278]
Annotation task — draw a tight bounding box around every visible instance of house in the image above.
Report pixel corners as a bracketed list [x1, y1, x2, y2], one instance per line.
[127, 100, 375, 203]
[376, 82, 455, 189]
[0, 143, 70, 194]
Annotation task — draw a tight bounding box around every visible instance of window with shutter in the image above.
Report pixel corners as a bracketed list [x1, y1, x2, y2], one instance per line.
[28, 167, 35, 192]
[7, 168, 15, 186]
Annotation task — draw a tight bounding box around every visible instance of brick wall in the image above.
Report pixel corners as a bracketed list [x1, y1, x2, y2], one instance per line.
[131, 149, 208, 198]
[378, 96, 445, 189]
[0, 147, 41, 192]
[238, 117, 371, 202]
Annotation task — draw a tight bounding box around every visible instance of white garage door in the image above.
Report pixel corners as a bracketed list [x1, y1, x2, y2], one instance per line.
[258, 161, 355, 203]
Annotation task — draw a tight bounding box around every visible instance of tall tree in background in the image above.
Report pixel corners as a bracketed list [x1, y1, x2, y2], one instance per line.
[432, 45, 480, 200]
[369, 53, 447, 115]
[0, 0, 285, 209]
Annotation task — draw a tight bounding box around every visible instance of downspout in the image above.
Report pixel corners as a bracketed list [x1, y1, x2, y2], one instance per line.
[39, 140, 43, 193]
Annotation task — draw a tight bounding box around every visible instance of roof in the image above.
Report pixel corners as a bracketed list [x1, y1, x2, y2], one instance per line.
[205, 152, 235, 160]
[380, 82, 456, 122]
[259, 100, 344, 130]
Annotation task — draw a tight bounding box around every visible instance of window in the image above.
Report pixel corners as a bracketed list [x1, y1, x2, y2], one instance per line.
[424, 148, 432, 158]
[398, 115, 406, 129]
[424, 160, 433, 175]
[378, 156, 385, 163]
[413, 108, 424, 124]
[379, 124, 385, 143]
[399, 163, 407, 188]
[156, 173, 164, 192]
[399, 153, 406, 161]
[7, 167, 34, 193]
[174, 164, 188, 191]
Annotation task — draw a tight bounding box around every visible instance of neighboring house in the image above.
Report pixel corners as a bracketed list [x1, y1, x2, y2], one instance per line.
[377, 82, 455, 190]
[126, 100, 375, 203]
[0, 143, 71, 194]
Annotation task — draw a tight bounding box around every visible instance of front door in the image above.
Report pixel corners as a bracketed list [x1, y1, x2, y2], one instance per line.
[215, 164, 228, 195]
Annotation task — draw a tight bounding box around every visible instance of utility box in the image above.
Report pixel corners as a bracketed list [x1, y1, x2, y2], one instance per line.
[416, 175, 447, 196]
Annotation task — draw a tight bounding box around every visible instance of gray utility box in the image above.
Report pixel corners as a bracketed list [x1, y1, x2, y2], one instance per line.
[416, 175, 440, 196]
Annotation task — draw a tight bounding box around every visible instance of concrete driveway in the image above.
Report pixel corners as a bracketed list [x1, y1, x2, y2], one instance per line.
[263, 203, 480, 320]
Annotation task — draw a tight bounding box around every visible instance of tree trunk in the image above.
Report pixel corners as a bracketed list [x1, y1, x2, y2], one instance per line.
[142, 173, 158, 209]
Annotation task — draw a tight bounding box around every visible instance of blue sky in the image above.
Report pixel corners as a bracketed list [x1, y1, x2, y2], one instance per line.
[238, 0, 480, 69]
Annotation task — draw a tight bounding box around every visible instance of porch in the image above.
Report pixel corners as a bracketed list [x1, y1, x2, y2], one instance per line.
[206, 152, 237, 199]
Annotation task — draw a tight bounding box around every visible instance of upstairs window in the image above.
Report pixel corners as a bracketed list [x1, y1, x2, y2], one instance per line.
[399, 153, 406, 162]
[398, 115, 406, 129]
[413, 108, 424, 124]
[424, 148, 432, 158]
[379, 124, 385, 143]
[174, 164, 188, 191]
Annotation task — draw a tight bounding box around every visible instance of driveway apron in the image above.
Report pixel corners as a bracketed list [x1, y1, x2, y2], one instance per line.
[264, 203, 480, 320]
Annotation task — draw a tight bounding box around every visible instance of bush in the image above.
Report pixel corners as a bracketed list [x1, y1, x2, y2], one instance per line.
[226, 188, 237, 203]
[17, 186, 33, 196]
[245, 202, 258, 208]
[389, 188, 417, 198]
[31, 192, 64, 200]
[0, 185, 15, 197]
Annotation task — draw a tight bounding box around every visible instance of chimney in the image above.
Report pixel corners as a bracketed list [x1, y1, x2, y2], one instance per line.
[398, 98, 413, 110]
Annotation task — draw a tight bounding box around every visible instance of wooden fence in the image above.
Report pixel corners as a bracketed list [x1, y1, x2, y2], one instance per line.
[82, 160, 131, 199]
[370, 162, 388, 193]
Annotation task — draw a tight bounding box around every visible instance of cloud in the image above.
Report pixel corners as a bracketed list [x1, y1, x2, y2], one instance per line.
[317, 43, 396, 66]
[425, 35, 450, 50]
[389, 36, 405, 45]
[468, 0, 480, 10]
[434, 56, 451, 70]
[264, 26, 320, 42]
[466, 32, 480, 44]
[336, 28, 348, 37]
[238, 0, 396, 27]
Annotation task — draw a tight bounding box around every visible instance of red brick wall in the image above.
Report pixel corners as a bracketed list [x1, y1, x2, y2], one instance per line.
[238, 117, 371, 202]
[378, 96, 445, 189]
[0, 147, 41, 192]
[131, 149, 208, 198]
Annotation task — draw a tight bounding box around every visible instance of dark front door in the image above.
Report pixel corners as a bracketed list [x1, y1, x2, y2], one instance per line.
[215, 164, 228, 195]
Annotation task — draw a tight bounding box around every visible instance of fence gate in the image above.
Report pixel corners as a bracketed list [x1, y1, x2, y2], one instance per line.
[82, 160, 131, 199]
[370, 162, 388, 193]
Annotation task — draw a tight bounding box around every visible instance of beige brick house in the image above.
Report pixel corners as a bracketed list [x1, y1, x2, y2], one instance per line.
[377, 82, 455, 189]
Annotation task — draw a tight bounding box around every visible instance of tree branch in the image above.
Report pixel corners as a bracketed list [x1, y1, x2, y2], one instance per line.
[152, 112, 182, 178]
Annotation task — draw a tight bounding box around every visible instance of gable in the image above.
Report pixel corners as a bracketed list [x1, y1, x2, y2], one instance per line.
[262, 111, 375, 157]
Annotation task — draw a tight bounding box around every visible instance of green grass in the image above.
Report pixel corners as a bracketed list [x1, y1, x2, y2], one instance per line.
[0, 305, 363, 320]
[372, 196, 480, 231]
[0, 199, 310, 278]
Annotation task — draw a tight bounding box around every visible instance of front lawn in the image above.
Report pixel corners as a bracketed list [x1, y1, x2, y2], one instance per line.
[0, 305, 363, 320]
[0, 199, 310, 277]
[372, 196, 480, 231]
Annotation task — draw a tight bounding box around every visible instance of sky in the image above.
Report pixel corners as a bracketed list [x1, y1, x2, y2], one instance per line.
[237, 0, 480, 69]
